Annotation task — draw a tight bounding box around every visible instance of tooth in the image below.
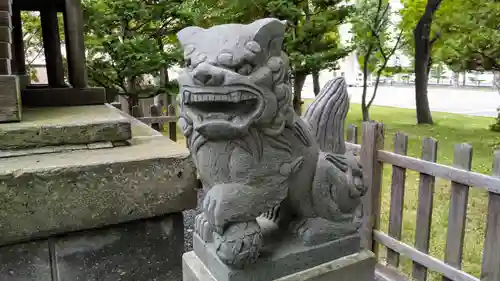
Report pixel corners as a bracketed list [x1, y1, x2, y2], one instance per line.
[242, 93, 253, 100]
[183, 90, 191, 103]
[231, 92, 241, 102]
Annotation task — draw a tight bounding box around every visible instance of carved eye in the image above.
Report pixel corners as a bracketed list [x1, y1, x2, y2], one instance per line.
[184, 58, 192, 68]
[237, 64, 253, 75]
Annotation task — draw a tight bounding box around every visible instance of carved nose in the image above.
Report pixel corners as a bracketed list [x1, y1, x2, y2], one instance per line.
[192, 63, 224, 86]
[194, 71, 213, 84]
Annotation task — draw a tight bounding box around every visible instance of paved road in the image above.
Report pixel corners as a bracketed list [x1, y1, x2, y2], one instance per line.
[304, 85, 500, 117]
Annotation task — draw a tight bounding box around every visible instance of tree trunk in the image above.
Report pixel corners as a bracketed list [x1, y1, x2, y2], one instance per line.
[362, 105, 370, 122]
[462, 71, 466, 86]
[493, 71, 500, 91]
[126, 76, 142, 117]
[160, 66, 172, 106]
[293, 71, 307, 115]
[452, 71, 459, 87]
[312, 70, 320, 96]
[361, 50, 372, 121]
[413, 0, 441, 125]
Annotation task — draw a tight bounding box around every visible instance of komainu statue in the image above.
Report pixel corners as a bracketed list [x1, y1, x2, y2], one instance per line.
[177, 18, 366, 269]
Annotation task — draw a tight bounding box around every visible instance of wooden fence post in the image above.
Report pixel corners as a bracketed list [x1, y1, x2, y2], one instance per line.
[480, 151, 500, 281]
[359, 121, 385, 256]
[150, 104, 161, 131]
[347, 124, 358, 144]
[413, 137, 438, 281]
[167, 104, 177, 142]
[442, 143, 473, 281]
[387, 132, 408, 268]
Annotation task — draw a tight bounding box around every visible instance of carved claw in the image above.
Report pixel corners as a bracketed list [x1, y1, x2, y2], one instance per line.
[195, 213, 213, 242]
[202, 189, 225, 234]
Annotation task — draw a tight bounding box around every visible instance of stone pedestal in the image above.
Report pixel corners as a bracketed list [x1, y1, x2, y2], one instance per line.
[183, 219, 376, 281]
[183, 250, 376, 281]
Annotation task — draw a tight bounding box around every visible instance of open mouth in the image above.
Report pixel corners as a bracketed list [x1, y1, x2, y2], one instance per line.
[183, 90, 260, 122]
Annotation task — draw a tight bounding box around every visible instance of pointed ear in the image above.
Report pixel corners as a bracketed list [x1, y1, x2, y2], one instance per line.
[251, 18, 286, 57]
[177, 26, 205, 46]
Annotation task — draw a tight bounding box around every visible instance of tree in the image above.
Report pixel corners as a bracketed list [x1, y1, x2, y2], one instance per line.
[410, 0, 443, 125]
[421, 0, 500, 130]
[196, 0, 353, 114]
[353, 0, 403, 121]
[82, 0, 192, 115]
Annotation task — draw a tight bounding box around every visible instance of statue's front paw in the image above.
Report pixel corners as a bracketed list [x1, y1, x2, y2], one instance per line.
[202, 189, 225, 234]
[213, 221, 262, 269]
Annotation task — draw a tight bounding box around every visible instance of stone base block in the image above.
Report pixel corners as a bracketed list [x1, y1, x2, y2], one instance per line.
[183, 250, 376, 281]
[0, 213, 186, 281]
[191, 230, 361, 281]
[0, 75, 21, 123]
[55, 213, 184, 281]
[0, 240, 52, 281]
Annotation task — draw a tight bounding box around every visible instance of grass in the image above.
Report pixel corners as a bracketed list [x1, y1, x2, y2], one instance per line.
[163, 102, 500, 280]
[337, 103, 499, 280]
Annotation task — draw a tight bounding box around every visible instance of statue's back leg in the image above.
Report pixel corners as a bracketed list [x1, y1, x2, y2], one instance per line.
[286, 152, 365, 246]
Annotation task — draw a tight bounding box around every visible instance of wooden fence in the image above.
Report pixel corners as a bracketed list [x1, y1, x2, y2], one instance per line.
[111, 101, 179, 142]
[347, 121, 500, 281]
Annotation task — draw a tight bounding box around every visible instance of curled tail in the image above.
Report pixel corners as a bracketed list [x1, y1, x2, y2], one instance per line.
[303, 77, 349, 154]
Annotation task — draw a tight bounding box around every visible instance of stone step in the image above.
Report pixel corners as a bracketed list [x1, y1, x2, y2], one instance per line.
[0, 105, 132, 150]
[0, 135, 197, 246]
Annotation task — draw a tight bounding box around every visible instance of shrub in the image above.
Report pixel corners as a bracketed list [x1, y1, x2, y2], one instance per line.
[490, 107, 500, 132]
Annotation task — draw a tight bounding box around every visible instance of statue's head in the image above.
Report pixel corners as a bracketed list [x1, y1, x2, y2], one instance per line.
[176, 18, 295, 140]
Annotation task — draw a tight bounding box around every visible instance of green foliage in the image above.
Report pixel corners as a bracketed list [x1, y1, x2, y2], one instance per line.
[82, 0, 192, 99]
[352, 0, 392, 73]
[352, 0, 404, 74]
[491, 108, 500, 132]
[400, 0, 500, 72]
[430, 63, 445, 80]
[196, 0, 353, 75]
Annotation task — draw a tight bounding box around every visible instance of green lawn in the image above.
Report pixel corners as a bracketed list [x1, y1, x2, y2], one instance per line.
[164, 103, 500, 280]
[338, 103, 500, 280]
